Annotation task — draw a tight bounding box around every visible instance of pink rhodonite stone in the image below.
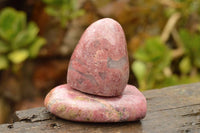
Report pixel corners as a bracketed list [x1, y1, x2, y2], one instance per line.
[44, 84, 147, 122]
[67, 18, 129, 96]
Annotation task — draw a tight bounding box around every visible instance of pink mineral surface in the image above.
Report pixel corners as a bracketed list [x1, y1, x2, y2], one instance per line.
[44, 84, 147, 122]
[44, 18, 147, 122]
[67, 18, 129, 97]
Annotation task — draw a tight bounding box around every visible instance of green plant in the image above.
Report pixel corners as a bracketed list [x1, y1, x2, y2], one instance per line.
[131, 37, 174, 90]
[0, 8, 46, 70]
[42, 0, 84, 28]
[178, 29, 200, 82]
[130, 0, 200, 90]
[179, 29, 200, 69]
[132, 31, 200, 90]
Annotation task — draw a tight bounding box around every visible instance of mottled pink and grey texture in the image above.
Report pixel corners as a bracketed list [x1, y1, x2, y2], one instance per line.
[44, 18, 147, 122]
[44, 84, 147, 122]
[67, 18, 129, 96]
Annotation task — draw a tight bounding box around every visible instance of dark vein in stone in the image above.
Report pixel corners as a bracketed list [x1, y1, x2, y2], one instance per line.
[69, 63, 98, 85]
[107, 56, 127, 69]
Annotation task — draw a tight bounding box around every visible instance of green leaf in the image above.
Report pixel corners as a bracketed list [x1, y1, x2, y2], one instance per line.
[132, 60, 148, 90]
[134, 37, 171, 71]
[12, 22, 39, 49]
[0, 56, 9, 70]
[45, 7, 58, 16]
[0, 8, 26, 41]
[8, 49, 29, 64]
[179, 56, 191, 75]
[132, 61, 147, 81]
[70, 9, 85, 19]
[179, 29, 200, 68]
[0, 40, 9, 53]
[135, 37, 165, 61]
[132, 37, 173, 90]
[0, 8, 16, 41]
[133, 48, 149, 62]
[14, 11, 26, 36]
[0, 7, 45, 69]
[29, 37, 46, 58]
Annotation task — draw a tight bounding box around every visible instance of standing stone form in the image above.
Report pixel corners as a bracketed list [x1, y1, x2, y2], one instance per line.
[67, 18, 129, 96]
[44, 18, 147, 122]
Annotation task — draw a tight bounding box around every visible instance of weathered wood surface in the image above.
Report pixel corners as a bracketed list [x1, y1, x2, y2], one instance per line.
[0, 83, 200, 133]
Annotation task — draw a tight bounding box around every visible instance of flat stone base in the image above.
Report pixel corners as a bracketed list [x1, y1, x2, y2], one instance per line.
[44, 84, 146, 122]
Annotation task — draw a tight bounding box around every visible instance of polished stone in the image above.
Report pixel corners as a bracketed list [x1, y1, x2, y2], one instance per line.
[44, 84, 147, 122]
[67, 18, 129, 96]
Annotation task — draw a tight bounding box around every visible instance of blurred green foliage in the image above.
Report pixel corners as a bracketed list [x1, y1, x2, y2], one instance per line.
[42, 0, 84, 28]
[132, 37, 173, 90]
[165, 0, 200, 17]
[0, 8, 46, 70]
[179, 29, 200, 69]
[132, 32, 200, 90]
[131, 0, 200, 90]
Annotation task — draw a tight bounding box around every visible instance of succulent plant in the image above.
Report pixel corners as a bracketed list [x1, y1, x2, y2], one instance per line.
[0, 8, 46, 70]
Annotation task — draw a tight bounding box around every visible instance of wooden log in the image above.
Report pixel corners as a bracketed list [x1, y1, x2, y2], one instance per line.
[0, 83, 200, 133]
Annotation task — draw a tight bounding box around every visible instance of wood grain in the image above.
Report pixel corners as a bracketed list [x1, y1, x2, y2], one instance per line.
[0, 83, 200, 133]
